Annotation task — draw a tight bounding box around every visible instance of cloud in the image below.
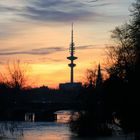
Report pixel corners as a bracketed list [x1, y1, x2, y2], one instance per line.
[0, 0, 112, 38]
[0, 0, 112, 23]
[0, 47, 65, 56]
[1, 0, 130, 38]
[39, 57, 63, 62]
[0, 45, 103, 56]
[29, 47, 65, 55]
[0, 5, 12, 12]
[20, 6, 94, 22]
[0, 0, 132, 26]
[0, 0, 96, 22]
[77, 45, 104, 50]
[19, 0, 99, 23]
[77, 45, 94, 50]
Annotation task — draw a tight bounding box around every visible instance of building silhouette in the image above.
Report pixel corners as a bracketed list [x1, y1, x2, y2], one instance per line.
[95, 64, 103, 89]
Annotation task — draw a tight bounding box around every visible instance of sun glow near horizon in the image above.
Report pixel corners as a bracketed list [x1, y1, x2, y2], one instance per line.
[23, 47, 106, 88]
[0, 0, 134, 88]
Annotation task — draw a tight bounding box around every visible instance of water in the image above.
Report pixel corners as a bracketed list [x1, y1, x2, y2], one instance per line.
[20, 122, 72, 140]
[0, 110, 135, 140]
[0, 121, 135, 140]
[0, 122, 72, 140]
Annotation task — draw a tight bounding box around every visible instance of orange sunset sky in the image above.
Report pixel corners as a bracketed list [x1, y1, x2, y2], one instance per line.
[0, 0, 134, 88]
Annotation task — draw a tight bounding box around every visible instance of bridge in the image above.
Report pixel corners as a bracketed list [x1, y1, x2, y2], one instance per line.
[2, 100, 85, 121]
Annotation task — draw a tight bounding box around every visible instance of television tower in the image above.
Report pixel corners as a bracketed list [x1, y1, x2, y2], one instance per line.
[67, 23, 77, 83]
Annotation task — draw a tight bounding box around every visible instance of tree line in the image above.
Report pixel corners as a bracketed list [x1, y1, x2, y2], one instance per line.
[70, 0, 140, 138]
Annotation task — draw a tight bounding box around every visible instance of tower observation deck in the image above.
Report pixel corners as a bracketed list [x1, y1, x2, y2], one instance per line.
[67, 23, 77, 83]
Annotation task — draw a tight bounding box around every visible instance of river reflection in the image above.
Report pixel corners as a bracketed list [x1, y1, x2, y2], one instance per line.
[0, 110, 134, 140]
[21, 122, 72, 140]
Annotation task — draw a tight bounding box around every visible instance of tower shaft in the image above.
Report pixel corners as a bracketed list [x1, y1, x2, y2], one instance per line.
[71, 63, 74, 83]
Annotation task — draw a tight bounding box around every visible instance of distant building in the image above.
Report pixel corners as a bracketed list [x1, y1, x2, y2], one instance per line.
[59, 24, 82, 91]
[59, 82, 82, 91]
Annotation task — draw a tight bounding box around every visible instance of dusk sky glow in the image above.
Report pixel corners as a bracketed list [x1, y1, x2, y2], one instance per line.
[0, 0, 135, 88]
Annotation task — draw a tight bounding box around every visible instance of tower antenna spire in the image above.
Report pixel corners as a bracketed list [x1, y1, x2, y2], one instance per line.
[71, 23, 73, 44]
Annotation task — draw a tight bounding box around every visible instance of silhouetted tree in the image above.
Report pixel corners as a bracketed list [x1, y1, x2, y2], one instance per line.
[130, 0, 140, 71]
[70, 64, 110, 137]
[0, 60, 29, 91]
[129, 0, 140, 138]
[84, 69, 96, 88]
[106, 23, 136, 82]
[105, 0, 140, 137]
[70, 0, 140, 137]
